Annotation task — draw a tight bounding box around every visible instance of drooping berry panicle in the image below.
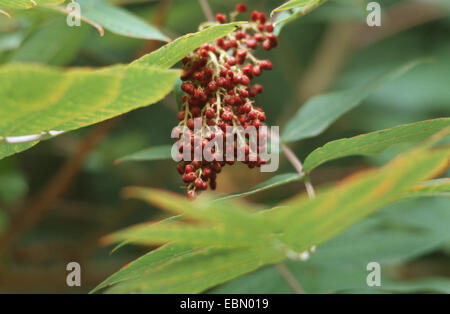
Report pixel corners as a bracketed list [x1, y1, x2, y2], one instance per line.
[174, 4, 277, 199]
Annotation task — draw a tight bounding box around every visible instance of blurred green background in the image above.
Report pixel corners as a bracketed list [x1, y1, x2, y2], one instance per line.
[0, 0, 449, 293]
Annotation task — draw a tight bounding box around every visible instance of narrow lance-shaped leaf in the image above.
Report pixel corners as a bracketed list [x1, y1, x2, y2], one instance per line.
[303, 118, 450, 173]
[92, 243, 199, 294]
[271, 0, 324, 14]
[281, 60, 426, 143]
[217, 173, 303, 201]
[0, 64, 180, 160]
[9, 17, 89, 66]
[115, 145, 173, 164]
[133, 22, 243, 69]
[51, 0, 170, 41]
[404, 178, 450, 198]
[270, 146, 450, 252]
[272, 0, 328, 35]
[104, 247, 283, 294]
[103, 220, 269, 248]
[0, 0, 64, 9]
[122, 187, 272, 235]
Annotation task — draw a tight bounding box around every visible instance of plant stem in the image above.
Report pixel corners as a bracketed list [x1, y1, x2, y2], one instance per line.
[198, 0, 214, 22]
[281, 143, 316, 199]
[275, 262, 304, 294]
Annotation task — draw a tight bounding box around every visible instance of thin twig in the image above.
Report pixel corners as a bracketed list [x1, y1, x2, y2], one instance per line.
[281, 143, 316, 199]
[275, 262, 304, 294]
[198, 0, 214, 22]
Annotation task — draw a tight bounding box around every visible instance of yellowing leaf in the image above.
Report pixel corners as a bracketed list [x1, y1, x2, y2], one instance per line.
[303, 118, 450, 173]
[0, 63, 180, 160]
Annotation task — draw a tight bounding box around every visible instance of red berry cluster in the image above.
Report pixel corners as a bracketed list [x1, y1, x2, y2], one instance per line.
[175, 4, 277, 199]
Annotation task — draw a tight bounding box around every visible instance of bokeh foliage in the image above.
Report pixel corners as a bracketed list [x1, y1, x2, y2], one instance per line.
[0, 0, 449, 293]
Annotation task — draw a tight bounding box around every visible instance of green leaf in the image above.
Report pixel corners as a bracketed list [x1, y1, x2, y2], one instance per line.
[0, 0, 64, 9]
[269, 146, 450, 252]
[272, 0, 328, 34]
[303, 118, 450, 173]
[381, 278, 450, 294]
[281, 60, 426, 143]
[0, 63, 180, 160]
[133, 22, 243, 69]
[105, 247, 283, 294]
[122, 187, 272, 234]
[104, 220, 268, 248]
[217, 173, 303, 201]
[9, 17, 89, 66]
[115, 145, 173, 164]
[272, 0, 323, 14]
[92, 243, 197, 293]
[69, 0, 170, 41]
[405, 178, 450, 198]
[213, 197, 450, 294]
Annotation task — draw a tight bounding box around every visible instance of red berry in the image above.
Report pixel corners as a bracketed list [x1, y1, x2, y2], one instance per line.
[253, 119, 262, 128]
[227, 57, 237, 66]
[260, 60, 273, 70]
[193, 71, 204, 80]
[254, 33, 265, 42]
[217, 77, 227, 87]
[240, 89, 249, 98]
[177, 111, 185, 121]
[205, 108, 215, 119]
[266, 23, 274, 33]
[262, 39, 272, 51]
[181, 82, 194, 94]
[253, 84, 264, 94]
[202, 167, 212, 177]
[194, 178, 204, 189]
[177, 164, 185, 174]
[258, 12, 267, 24]
[240, 75, 251, 85]
[235, 30, 246, 40]
[216, 13, 226, 23]
[258, 112, 266, 122]
[187, 119, 195, 130]
[221, 111, 233, 121]
[236, 3, 247, 13]
[246, 38, 257, 49]
[225, 95, 235, 105]
[207, 81, 217, 92]
[185, 164, 194, 173]
[182, 172, 197, 183]
[251, 11, 259, 22]
[237, 49, 247, 59]
[252, 65, 262, 76]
